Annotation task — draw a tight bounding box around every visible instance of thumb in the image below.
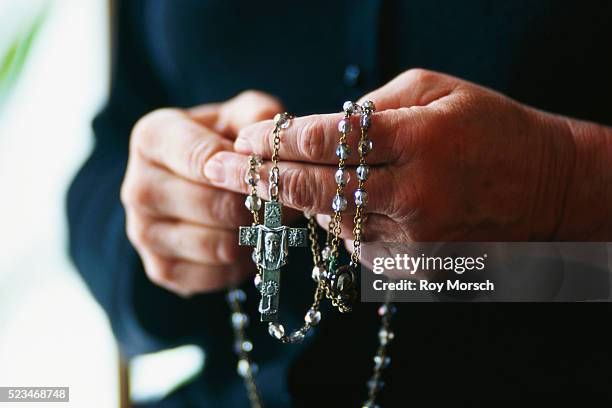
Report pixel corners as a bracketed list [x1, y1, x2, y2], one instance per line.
[358, 68, 460, 111]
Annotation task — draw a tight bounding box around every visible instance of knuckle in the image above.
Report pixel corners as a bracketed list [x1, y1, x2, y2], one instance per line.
[147, 262, 175, 286]
[283, 167, 312, 210]
[122, 180, 155, 209]
[131, 108, 179, 150]
[405, 67, 435, 84]
[126, 217, 148, 248]
[297, 120, 326, 161]
[188, 139, 223, 181]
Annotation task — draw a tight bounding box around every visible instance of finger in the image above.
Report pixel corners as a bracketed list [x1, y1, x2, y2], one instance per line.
[121, 160, 252, 228]
[146, 219, 249, 266]
[316, 213, 407, 242]
[139, 248, 249, 297]
[187, 103, 221, 127]
[234, 109, 419, 165]
[358, 68, 460, 111]
[204, 151, 402, 215]
[131, 108, 233, 183]
[215, 90, 284, 138]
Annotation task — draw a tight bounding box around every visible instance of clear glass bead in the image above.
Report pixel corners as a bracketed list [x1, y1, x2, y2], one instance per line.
[268, 323, 285, 339]
[360, 114, 372, 129]
[231, 312, 249, 329]
[253, 274, 262, 290]
[273, 112, 291, 129]
[305, 308, 321, 325]
[362, 100, 376, 112]
[334, 168, 350, 186]
[337, 118, 352, 134]
[226, 289, 246, 303]
[374, 355, 391, 369]
[237, 359, 258, 377]
[356, 164, 370, 181]
[377, 304, 397, 316]
[321, 246, 332, 260]
[288, 330, 305, 343]
[354, 189, 368, 207]
[311, 265, 323, 282]
[358, 138, 373, 156]
[245, 169, 260, 186]
[336, 143, 351, 160]
[378, 328, 395, 345]
[245, 194, 261, 211]
[342, 100, 361, 115]
[250, 154, 263, 169]
[234, 340, 253, 353]
[332, 194, 348, 212]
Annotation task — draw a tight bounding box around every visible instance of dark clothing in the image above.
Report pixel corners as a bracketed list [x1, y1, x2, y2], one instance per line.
[67, 1, 612, 406]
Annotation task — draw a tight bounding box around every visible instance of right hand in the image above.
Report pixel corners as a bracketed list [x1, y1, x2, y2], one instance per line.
[121, 91, 285, 296]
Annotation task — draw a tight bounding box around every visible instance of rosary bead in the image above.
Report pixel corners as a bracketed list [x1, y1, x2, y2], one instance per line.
[288, 330, 305, 343]
[356, 164, 370, 181]
[377, 304, 397, 316]
[231, 312, 249, 329]
[268, 323, 285, 339]
[321, 246, 332, 261]
[337, 118, 352, 134]
[378, 329, 395, 345]
[332, 194, 348, 212]
[253, 274, 262, 290]
[226, 289, 246, 303]
[342, 100, 361, 115]
[360, 114, 372, 129]
[305, 308, 321, 325]
[237, 359, 258, 377]
[245, 169, 260, 186]
[362, 99, 376, 112]
[374, 355, 391, 369]
[311, 264, 325, 282]
[358, 138, 373, 156]
[334, 168, 350, 186]
[336, 143, 351, 160]
[234, 340, 253, 353]
[250, 154, 263, 169]
[354, 189, 368, 207]
[245, 194, 262, 211]
[273, 112, 291, 129]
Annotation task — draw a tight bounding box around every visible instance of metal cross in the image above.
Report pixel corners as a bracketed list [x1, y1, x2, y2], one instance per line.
[239, 201, 308, 322]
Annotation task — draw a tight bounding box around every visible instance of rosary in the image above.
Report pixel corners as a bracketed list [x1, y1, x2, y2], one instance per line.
[227, 101, 396, 408]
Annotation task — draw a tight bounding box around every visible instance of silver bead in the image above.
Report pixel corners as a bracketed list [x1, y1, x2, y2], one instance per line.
[226, 289, 246, 303]
[374, 355, 391, 369]
[249, 154, 263, 169]
[253, 274, 262, 290]
[334, 168, 350, 186]
[336, 143, 351, 160]
[378, 328, 395, 345]
[273, 112, 291, 129]
[356, 164, 370, 181]
[332, 194, 348, 212]
[354, 189, 368, 207]
[338, 118, 352, 134]
[360, 114, 372, 129]
[342, 100, 360, 115]
[231, 312, 249, 329]
[268, 323, 285, 339]
[245, 194, 261, 211]
[237, 359, 257, 377]
[234, 340, 253, 353]
[305, 308, 321, 325]
[358, 138, 373, 156]
[288, 330, 305, 343]
[312, 265, 324, 282]
[245, 169, 260, 186]
[362, 100, 376, 112]
[321, 246, 332, 260]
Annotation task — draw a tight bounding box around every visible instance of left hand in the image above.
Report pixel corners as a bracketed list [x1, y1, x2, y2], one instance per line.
[203, 69, 587, 242]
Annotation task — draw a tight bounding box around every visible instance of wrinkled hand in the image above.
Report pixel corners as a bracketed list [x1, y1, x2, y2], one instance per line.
[121, 91, 290, 296]
[207, 69, 587, 244]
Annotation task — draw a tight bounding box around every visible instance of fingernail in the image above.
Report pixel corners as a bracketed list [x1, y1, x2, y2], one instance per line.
[204, 158, 225, 182]
[234, 137, 252, 153]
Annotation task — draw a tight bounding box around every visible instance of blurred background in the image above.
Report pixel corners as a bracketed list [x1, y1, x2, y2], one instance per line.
[0, 1, 202, 406]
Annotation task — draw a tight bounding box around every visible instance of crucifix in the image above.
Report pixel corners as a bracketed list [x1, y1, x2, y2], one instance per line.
[239, 200, 308, 323]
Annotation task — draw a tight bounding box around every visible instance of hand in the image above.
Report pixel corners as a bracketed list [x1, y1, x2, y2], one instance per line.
[206, 69, 608, 243]
[121, 91, 287, 296]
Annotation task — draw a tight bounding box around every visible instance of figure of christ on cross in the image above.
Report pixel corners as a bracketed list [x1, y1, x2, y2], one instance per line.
[238, 201, 308, 323]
